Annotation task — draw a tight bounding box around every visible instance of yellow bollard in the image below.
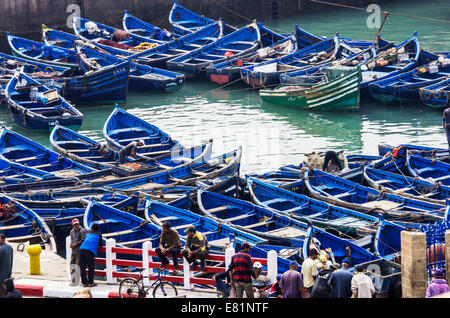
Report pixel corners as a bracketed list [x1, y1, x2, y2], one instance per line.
[27, 245, 42, 275]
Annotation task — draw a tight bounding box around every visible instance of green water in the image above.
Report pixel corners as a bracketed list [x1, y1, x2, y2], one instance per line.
[1, 0, 449, 174]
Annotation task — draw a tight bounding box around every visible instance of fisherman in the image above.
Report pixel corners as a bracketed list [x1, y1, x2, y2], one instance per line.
[280, 261, 305, 298]
[322, 150, 343, 173]
[69, 218, 85, 286]
[212, 268, 233, 298]
[78, 223, 103, 287]
[426, 269, 450, 298]
[228, 242, 256, 298]
[351, 265, 375, 298]
[182, 226, 209, 272]
[119, 139, 145, 164]
[269, 274, 283, 298]
[0, 234, 13, 298]
[310, 262, 340, 298]
[443, 107, 450, 148]
[328, 258, 353, 298]
[155, 222, 182, 270]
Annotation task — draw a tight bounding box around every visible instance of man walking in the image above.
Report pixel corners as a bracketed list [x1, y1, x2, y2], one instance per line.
[182, 226, 209, 272]
[155, 222, 182, 270]
[328, 258, 353, 298]
[280, 261, 305, 298]
[228, 242, 255, 298]
[69, 218, 84, 285]
[351, 265, 375, 298]
[0, 234, 13, 298]
[78, 223, 103, 287]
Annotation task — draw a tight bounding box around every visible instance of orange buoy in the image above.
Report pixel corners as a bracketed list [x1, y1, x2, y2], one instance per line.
[224, 51, 234, 57]
[236, 59, 243, 67]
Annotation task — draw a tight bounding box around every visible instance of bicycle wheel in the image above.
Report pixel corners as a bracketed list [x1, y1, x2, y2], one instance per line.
[152, 282, 178, 298]
[119, 278, 141, 298]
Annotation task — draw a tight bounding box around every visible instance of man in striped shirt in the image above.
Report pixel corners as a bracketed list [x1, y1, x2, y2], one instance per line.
[228, 242, 256, 298]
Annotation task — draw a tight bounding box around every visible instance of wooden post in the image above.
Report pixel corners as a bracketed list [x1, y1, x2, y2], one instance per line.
[445, 230, 450, 287]
[183, 254, 193, 290]
[225, 246, 235, 270]
[66, 236, 72, 282]
[267, 250, 278, 284]
[106, 238, 116, 285]
[401, 231, 427, 298]
[142, 241, 151, 287]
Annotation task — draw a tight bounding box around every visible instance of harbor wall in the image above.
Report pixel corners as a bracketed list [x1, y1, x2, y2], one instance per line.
[0, 0, 401, 52]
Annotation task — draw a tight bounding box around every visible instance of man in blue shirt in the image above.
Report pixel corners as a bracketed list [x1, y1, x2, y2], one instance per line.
[78, 223, 103, 287]
[327, 258, 353, 298]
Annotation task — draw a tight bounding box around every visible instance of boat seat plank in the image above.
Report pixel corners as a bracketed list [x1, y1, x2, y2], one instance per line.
[264, 226, 306, 238]
[223, 213, 254, 222]
[118, 136, 162, 144]
[206, 205, 234, 214]
[416, 167, 435, 175]
[172, 224, 192, 231]
[262, 198, 290, 206]
[243, 220, 275, 229]
[156, 216, 179, 222]
[103, 229, 136, 238]
[6, 234, 40, 242]
[119, 237, 153, 246]
[393, 187, 412, 194]
[0, 224, 28, 231]
[333, 191, 356, 199]
[360, 200, 401, 210]
[374, 179, 391, 185]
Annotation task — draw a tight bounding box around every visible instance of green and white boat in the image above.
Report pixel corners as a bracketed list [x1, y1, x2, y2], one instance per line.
[259, 66, 361, 112]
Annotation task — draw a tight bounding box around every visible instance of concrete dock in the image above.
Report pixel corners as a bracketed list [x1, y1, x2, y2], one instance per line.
[10, 242, 217, 298]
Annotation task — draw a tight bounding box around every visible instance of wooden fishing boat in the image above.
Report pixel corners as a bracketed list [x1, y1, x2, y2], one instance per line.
[102, 147, 242, 193]
[260, 65, 361, 112]
[94, 22, 225, 69]
[420, 77, 450, 109]
[0, 127, 97, 178]
[123, 10, 179, 41]
[73, 16, 164, 54]
[0, 51, 131, 104]
[103, 105, 183, 159]
[378, 143, 450, 160]
[302, 167, 445, 221]
[358, 33, 422, 96]
[373, 217, 404, 261]
[77, 45, 185, 93]
[246, 176, 379, 236]
[0, 157, 60, 185]
[368, 61, 450, 104]
[33, 195, 139, 227]
[50, 124, 213, 173]
[6, 72, 83, 131]
[169, 0, 237, 35]
[83, 200, 161, 248]
[167, 22, 282, 78]
[7, 33, 79, 69]
[363, 166, 450, 204]
[406, 154, 450, 184]
[0, 195, 56, 252]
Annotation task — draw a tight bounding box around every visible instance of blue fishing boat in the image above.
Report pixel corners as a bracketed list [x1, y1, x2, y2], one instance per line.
[206, 25, 324, 85]
[94, 22, 225, 69]
[0, 157, 60, 185]
[33, 194, 139, 227]
[102, 147, 242, 193]
[0, 127, 96, 178]
[168, 0, 237, 35]
[83, 200, 161, 248]
[374, 217, 404, 261]
[73, 16, 164, 53]
[50, 124, 213, 173]
[145, 199, 295, 273]
[0, 51, 131, 104]
[358, 33, 422, 97]
[197, 189, 310, 246]
[302, 167, 445, 220]
[378, 143, 450, 160]
[77, 45, 185, 93]
[6, 72, 83, 131]
[123, 10, 179, 41]
[368, 61, 450, 104]
[7, 33, 79, 69]
[420, 77, 450, 109]
[103, 106, 183, 159]
[246, 176, 379, 236]
[0, 195, 56, 252]
[406, 154, 450, 184]
[42, 25, 80, 50]
[167, 22, 284, 78]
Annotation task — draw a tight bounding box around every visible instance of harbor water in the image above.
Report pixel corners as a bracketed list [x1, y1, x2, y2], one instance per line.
[1, 0, 449, 176]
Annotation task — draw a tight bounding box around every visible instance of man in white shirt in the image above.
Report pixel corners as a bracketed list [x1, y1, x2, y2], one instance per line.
[301, 249, 319, 295]
[351, 265, 375, 298]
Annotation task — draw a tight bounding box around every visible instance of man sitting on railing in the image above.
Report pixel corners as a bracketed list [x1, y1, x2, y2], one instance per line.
[182, 226, 209, 272]
[155, 222, 182, 270]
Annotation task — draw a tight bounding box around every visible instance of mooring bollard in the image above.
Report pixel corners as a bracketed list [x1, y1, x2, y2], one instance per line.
[27, 245, 42, 275]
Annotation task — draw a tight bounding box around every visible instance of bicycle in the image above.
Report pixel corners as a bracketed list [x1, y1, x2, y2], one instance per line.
[118, 267, 178, 298]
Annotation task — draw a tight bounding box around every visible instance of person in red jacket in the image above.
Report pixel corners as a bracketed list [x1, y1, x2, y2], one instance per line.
[228, 242, 256, 298]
